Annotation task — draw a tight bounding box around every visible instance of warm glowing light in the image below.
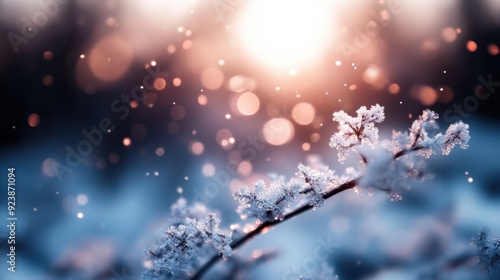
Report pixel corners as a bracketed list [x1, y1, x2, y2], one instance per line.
[123, 137, 132, 147]
[238, 161, 253, 176]
[234, 0, 336, 69]
[466, 41, 477, 52]
[43, 51, 53, 60]
[488, 44, 499, 56]
[190, 141, 204, 155]
[228, 75, 256, 92]
[441, 27, 457, 43]
[335, 60, 342, 66]
[173, 78, 182, 87]
[182, 40, 193, 49]
[167, 44, 176, 54]
[291, 103, 315, 125]
[236, 92, 260, 116]
[262, 118, 294, 146]
[363, 64, 380, 85]
[388, 83, 400, 94]
[201, 67, 224, 90]
[28, 113, 40, 127]
[251, 250, 263, 259]
[106, 17, 118, 27]
[302, 143, 311, 151]
[153, 78, 166, 90]
[411, 85, 437, 106]
[310, 133, 320, 143]
[216, 129, 234, 150]
[89, 35, 133, 81]
[225, 114, 231, 119]
[198, 95, 208, 105]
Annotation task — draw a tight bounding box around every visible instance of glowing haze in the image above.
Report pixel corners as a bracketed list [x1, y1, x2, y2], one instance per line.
[233, 0, 337, 70]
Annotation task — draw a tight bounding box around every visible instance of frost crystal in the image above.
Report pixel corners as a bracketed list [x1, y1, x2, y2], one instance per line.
[200, 213, 232, 259]
[473, 228, 500, 274]
[329, 104, 385, 163]
[298, 162, 337, 208]
[361, 108, 468, 200]
[233, 177, 301, 222]
[143, 198, 232, 279]
[392, 110, 470, 159]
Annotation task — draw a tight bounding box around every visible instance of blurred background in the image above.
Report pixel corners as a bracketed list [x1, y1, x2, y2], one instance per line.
[0, 0, 499, 279]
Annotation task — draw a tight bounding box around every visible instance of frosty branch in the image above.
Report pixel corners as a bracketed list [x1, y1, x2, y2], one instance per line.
[142, 105, 470, 280]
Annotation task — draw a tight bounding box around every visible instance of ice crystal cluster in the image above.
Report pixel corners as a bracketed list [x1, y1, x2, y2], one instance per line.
[143, 198, 232, 279]
[143, 105, 470, 279]
[473, 228, 500, 274]
[329, 104, 385, 163]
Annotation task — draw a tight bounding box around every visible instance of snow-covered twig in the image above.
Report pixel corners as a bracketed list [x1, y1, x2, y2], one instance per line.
[142, 105, 470, 280]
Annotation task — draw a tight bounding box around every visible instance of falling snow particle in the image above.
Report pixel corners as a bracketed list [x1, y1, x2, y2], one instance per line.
[468, 177, 474, 183]
[177, 187, 183, 194]
[154, 171, 159, 176]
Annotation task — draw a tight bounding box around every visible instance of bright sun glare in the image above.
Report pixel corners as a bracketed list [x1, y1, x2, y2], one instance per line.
[234, 0, 336, 70]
